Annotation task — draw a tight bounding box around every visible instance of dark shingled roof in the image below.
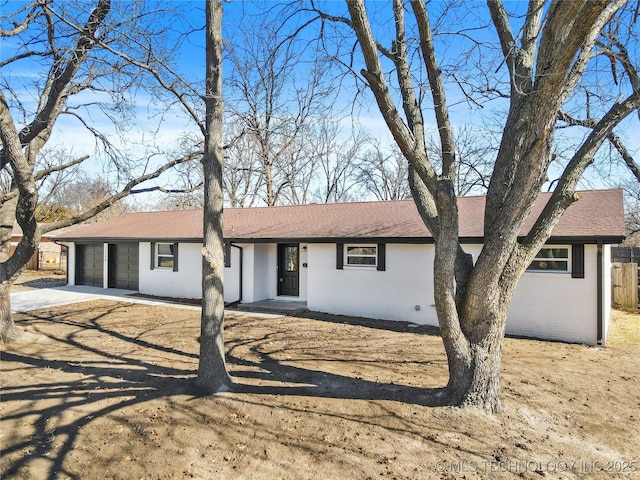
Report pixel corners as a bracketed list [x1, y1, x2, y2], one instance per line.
[53, 189, 625, 243]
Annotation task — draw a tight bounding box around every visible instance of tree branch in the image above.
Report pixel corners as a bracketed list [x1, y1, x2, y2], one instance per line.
[40, 151, 200, 234]
[410, 0, 456, 180]
[0, 3, 40, 37]
[559, 110, 640, 183]
[523, 92, 640, 251]
[34, 155, 90, 182]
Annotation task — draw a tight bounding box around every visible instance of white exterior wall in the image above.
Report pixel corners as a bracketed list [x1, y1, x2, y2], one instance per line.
[299, 244, 309, 300]
[253, 244, 272, 300]
[66, 242, 77, 286]
[602, 245, 612, 345]
[138, 242, 202, 299]
[102, 243, 109, 289]
[138, 241, 266, 304]
[307, 243, 603, 345]
[307, 244, 438, 325]
[238, 244, 256, 303]
[506, 244, 598, 344]
[224, 246, 241, 303]
[65, 239, 610, 345]
[231, 243, 275, 302]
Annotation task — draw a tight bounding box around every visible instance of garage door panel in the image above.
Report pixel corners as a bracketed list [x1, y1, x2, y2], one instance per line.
[108, 243, 139, 290]
[76, 244, 104, 287]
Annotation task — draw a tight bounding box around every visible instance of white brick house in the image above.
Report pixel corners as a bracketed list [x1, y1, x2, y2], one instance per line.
[55, 189, 625, 345]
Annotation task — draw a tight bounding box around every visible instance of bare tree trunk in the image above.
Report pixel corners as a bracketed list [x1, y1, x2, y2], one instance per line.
[0, 281, 19, 341]
[445, 304, 507, 412]
[196, 0, 231, 392]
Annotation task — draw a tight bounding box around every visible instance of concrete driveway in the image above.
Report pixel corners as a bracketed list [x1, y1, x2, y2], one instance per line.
[10, 285, 200, 313]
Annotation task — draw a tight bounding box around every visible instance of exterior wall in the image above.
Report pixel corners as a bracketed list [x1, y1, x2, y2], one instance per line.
[253, 244, 274, 300]
[138, 242, 201, 299]
[238, 244, 256, 303]
[307, 243, 602, 345]
[102, 243, 109, 289]
[67, 243, 77, 285]
[299, 243, 309, 300]
[502, 244, 599, 345]
[224, 245, 242, 303]
[225, 243, 276, 303]
[65, 238, 607, 345]
[602, 244, 612, 344]
[230, 242, 308, 303]
[307, 244, 437, 325]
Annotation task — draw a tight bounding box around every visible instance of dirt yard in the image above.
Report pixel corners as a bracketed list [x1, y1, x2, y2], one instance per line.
[1, 286, 639, 479]
[11, 270, 67, 292]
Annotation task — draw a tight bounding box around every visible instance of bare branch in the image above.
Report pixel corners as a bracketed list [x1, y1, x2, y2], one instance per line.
[411, 0, 456, 181]
[559, 110, 640, 183]
[34, 155, 90, 182]
[0, 3, 40, 37]
[40, 151, 200, 234]
[524, 92, 640, 250]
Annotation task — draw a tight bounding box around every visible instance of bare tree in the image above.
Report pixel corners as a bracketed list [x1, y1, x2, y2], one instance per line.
[425, 124, 498, 196]
[0, 1, 200, 341]
[314, 0, 640, 412]
[222, 124, 261, 207]
[225, 12, 337, 206]
[195, 0, 231, 392]
[356, 141, 411, 201]
[308, 119, 367, 203]
[37, 175, 132, 222]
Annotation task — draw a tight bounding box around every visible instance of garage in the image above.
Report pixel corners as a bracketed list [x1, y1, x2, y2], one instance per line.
[108, 243, 139, 290]
[75, 243, 104, 287]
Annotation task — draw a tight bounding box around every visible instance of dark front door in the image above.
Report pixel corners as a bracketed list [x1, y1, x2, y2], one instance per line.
[278, 244, 299, 297]
[76, 243, 104, 287]
[108, 243, 139, 290]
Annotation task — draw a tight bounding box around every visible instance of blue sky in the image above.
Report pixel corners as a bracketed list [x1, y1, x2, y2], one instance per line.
[2, 0, 638, 204]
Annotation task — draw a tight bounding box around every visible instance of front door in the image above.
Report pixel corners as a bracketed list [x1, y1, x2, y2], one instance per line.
[278, 243, 299, 296]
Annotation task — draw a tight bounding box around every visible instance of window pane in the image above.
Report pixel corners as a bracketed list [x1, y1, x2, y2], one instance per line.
[158, 256, 174, 268]
[537, 248, 568, 259]
[347, 246, 376, 256]
[528, 260, 568, 271]
[285, 246, 298, 272]
[158, 244, 173, 255]
[347, 256, 377, 265]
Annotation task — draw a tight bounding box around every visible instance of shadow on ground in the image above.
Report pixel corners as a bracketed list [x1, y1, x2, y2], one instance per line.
[1, 300, 454, 479]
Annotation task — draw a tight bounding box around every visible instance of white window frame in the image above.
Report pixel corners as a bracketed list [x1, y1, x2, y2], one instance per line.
[526, 246, 570, 273]
[156, 242, 175, 269]
[345, 244, 377, 268]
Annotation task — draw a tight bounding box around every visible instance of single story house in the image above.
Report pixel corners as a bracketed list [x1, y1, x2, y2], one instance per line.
[54, 189, 625, 346]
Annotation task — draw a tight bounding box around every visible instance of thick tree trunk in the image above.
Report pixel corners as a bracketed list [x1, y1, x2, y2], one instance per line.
[444, 323, 505, 412]
[441, 261, 520, 413]
[1, 194, 35, 342]
[195, 0, 231, 393]
[0, 281, 20, 342]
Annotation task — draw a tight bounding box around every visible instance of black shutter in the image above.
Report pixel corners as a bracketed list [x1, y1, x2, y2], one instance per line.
[572, 244, 584, 278]
[224, 242, 231, 268]
[150, 242, 155, 270]
[377, 243, 386, 271]
[336, 243, 344, 269]
[173, 242, 179, 272]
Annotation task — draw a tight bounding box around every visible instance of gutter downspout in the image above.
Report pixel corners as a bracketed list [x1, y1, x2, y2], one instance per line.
[230, 243, 243, 304]
[597, 240, 604, 346]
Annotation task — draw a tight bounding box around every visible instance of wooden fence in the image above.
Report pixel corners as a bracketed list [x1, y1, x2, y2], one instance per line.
[611, 262, 639, 309]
